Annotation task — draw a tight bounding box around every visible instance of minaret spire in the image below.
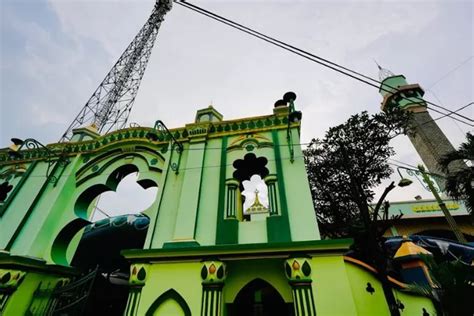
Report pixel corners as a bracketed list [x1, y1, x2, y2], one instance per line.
[374, 60, 395, 81]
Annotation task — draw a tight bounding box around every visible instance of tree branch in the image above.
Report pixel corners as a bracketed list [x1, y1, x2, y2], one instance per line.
[372, 181, 395, 222]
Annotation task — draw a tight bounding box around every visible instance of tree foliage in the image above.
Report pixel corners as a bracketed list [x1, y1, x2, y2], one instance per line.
[304, 108, 410, 238]
[304, 108, 411, 316]
[440, 132, 474, 218]
[409, 255, 474, 316]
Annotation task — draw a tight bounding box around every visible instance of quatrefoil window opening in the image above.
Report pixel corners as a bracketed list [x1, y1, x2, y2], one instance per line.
[92, 171, 158, 221]
[242, 175, 269, 213]
[232, 153, 270, 220]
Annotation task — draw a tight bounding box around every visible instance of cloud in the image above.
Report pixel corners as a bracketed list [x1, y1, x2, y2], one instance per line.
[48, 0, 152, 58]
[2, 0, 471, 205]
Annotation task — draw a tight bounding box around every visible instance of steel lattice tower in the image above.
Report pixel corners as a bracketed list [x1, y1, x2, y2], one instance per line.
[59, 0, 172, 142]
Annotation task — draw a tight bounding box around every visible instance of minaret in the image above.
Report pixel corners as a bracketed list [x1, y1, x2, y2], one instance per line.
[378, 66, 462, 189]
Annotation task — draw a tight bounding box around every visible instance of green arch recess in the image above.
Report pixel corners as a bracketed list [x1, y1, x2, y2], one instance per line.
[76, 152, 162, 186]
[145, 289, 191, 316]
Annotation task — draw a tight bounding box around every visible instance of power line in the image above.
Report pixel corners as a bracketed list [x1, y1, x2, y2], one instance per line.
[422, 105, 473, 127]
[9, 154, 444, 182]
[92, 195, 111, 218]
[175, 1, 473, 126]
[176, 1, 382, 86]
[421, 102, 473, 127]
[423, 90, 470, 137]
[388, 158, 419, 170]
[173, 3, 380, 90]
[94, 205, 111, 218]
[427, 55, 473, 89]
[7, 154, 306, 179]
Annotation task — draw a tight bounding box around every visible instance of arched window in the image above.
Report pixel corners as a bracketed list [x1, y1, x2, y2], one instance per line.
[242, 174, 269, 215]
[227, 153, 274, 221]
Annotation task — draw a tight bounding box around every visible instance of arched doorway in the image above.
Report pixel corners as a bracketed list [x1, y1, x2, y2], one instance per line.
[72, 214, 150, 315]
[49, 160, 159, 314]
[228, 279, 293, 316]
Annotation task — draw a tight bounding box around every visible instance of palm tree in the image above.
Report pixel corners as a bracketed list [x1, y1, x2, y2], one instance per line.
[408, 255, 474, 316]
[440, 133, 474, 219]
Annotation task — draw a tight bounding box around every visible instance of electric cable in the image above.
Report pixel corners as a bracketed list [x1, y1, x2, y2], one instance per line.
[175, 1, 473, 126]
[174, 2, 381, 90]
[6, 156, 444, 181]
[1, 154, 306, 180]
[427, 55, 473, 89]
[422, 89, 471, 136]
[94, 205, 111, 218]
[388, 159, 419, 170]
[421, 102, 473, 126]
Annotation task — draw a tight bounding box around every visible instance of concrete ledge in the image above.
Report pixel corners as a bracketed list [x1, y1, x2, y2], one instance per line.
[0, 252, 80, 276]
[122, 238, 353, 262]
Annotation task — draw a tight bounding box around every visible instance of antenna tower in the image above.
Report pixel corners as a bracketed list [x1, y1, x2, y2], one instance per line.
[59, 0, 172, 142]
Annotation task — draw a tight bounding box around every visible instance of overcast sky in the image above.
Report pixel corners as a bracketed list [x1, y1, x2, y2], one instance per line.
[1, 0, 472, 218]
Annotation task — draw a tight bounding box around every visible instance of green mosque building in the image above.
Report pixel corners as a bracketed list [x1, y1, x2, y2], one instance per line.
[3, 0, 469, 314]
[0, 93, 438, 315]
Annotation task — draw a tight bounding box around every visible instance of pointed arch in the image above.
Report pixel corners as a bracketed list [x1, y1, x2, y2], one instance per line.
[230, 278, 291, 316]
[145, 289, 191, 316]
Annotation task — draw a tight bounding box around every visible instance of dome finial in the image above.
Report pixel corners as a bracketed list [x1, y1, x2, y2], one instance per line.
[374, 60, 395, 81]
[246, 189, 268, 214]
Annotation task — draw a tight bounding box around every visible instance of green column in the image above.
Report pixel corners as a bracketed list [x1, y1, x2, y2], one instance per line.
[225, 179, 239, 218]
[264, 175, 279, 216]
[284, 257, 317, 316]
[172, 141, 206, 242]
[200, 261, 226, 316]
[124, 264, 149, 316]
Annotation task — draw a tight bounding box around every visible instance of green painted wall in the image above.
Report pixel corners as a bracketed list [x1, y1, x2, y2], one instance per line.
[153, 299, 185, 315]
[345, 262, 436, 316]
[311, 256, 358, 315]
[194, 138, 222, 245]
[280, 130, 320, 241]
[128, 254, 436, 316]
[0, 162, 49, 250]
[1, 106, 321, 263]
[345, 262, 390, 316]
[0, 105, 436, 316]
[2, 271, 62, 315]
[394, 290, 436, 316]
[138, 262, 202, 315]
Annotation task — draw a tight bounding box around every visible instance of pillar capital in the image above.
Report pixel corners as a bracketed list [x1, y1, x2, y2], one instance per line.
[201, 260, 226, 285]
[284, 257, 312, 283]
[284, 257, 317, 316]
[264, 174, 278, 184]
[0, 269, 27, 290]
[225, 178, 240, 188]
[129, 263, 149, 287]
[200, 260, 226, 316]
